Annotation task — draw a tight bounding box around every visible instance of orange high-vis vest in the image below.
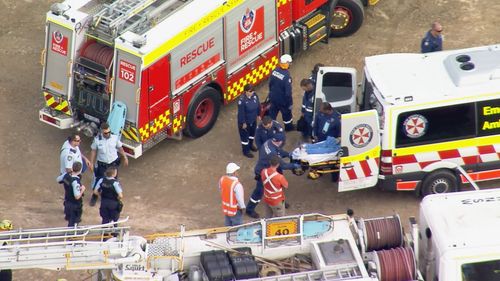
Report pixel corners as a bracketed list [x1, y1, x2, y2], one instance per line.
[220, 176, 239, 216]
[262, 168, 287, 206]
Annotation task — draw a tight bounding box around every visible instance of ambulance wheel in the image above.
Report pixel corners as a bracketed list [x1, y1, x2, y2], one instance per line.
[0, 270, 12, 281]
[184, 87, 221, 138]
[421, 170, 458, 197]
[329, 0, 364, 37]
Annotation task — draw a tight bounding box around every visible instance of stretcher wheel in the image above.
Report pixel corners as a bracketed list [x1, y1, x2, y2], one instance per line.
[308, 171, 321, 180]
[293, 168, 305, 176]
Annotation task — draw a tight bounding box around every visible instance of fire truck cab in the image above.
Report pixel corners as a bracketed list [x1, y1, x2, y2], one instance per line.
[39, 0, 378, 158]
[313, 44, 500, 196]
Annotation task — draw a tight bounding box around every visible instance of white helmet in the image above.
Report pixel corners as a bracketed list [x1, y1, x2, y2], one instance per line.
[226, 163, 240, 174]
[280, 54, 292, 64]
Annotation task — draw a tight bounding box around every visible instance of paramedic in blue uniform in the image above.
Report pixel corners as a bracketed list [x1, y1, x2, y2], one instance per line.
[245, 133, 300, 219]
[300, 78, 315, 139]
[313, 102, 341, 143]
[89, 122, 128, 206]
[59, 133, 91, 175]
[57, 162, 86, 227]
[255, 116, 285, 150]
[421, 21, 443, 53]
[94, 166, 123, 224]
[237, 84, 261, 158]
[269, 54, 295, 131]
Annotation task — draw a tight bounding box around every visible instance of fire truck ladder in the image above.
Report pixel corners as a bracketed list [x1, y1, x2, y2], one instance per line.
[89, 0, 186, 44]
[89, 0, 157, 43]
[0, 218, 146, 271]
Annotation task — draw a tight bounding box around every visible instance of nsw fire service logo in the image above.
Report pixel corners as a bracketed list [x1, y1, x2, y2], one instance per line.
[51, 30, 68, 56]
[403, 114, 428, 138]
[238, 6, 265, 55]
[240, 8, 256, 33]
[349, 124, 373, 148]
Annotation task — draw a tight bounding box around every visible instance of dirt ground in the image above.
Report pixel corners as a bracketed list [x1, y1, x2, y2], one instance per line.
[1, 0, 500, 279]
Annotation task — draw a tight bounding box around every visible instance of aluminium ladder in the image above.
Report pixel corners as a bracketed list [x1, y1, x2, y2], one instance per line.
[0, 218, 144, 271]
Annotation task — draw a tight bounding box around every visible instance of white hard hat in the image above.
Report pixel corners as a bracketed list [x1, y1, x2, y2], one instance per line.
[280, 54, 292, 64]
[226, 163, 240, 174]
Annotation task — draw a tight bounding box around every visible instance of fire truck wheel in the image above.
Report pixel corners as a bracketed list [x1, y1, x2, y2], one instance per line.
[421, 170, 458, 197]
[184, 87, 221, 138]
[329, 0, 364, 37]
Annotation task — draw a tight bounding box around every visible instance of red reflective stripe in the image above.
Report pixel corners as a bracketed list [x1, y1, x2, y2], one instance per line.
[359, 160, 372, 177]
[393, 155, 417, 165]
[461, 169, 500, 183]
[418, 160, 439, 169]
[396, 181, 419, 191]
[345, 165, 357, 180]
[438, 149, 460, 159]
[478, 145, 495, 154]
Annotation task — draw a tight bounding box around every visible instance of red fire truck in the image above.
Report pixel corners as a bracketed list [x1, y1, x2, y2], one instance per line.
[39, 0, 379, 158]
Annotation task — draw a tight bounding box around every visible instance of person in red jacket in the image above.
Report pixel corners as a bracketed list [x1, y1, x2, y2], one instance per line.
[261, 155, 289, 218]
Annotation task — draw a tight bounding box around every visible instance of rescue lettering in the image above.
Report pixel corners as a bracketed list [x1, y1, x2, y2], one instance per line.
[483, 106, 500, 116]
[240, 31, 264, 53]
[119, 60, 136, 84]
[482, 120, 500, 130]
[180, 37, 215, 67]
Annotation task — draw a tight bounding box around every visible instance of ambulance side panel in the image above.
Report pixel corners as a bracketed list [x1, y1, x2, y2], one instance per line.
[170, 19, 224, 95]
[225, 0, 277, 74]
[383, 97, 500, 192]
[338, 110, 380, 192]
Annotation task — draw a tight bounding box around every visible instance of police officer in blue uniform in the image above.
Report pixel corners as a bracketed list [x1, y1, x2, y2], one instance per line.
[59, 133, 91, 175]
[57, 162, 86, 227]
[421, 21, 443, 53]
[313, 102, 341, 142]
[245, 133, 300, 218]
[237, 84, 261, 158]
[300, 79, 315, 139]
[89, 122, 128, 206]
[94, 166, 123, 224]
[255, 116, 285, 150]
[269, 54, 295, 131]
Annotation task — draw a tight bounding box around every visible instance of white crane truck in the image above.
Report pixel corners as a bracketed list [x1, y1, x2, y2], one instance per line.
[1, 189, 499, 281]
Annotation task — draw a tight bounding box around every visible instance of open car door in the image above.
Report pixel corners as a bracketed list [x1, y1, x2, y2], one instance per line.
[338, 110, 380, 192]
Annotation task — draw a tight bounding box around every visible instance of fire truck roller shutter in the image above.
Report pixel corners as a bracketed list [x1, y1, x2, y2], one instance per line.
[421, 169, 459, 197]
[184, 86, 221, 138]
[329, 0, 365, 37]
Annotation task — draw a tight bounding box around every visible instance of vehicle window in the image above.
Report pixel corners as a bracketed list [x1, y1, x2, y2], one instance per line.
[396, 103, 476, 147]
[477, 99, 500, 137]
[462, 259, 500, 281]
[321, 73, 352, 102]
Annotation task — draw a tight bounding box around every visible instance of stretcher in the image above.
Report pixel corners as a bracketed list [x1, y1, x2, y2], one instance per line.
[291, 137, 342, 179]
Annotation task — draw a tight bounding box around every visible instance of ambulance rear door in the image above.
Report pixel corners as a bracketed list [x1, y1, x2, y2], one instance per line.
[338, 110, 380, 192]
[314, 67, 357, 115]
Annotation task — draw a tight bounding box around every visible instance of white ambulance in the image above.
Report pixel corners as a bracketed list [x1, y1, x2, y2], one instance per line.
[314, 44, 500, 196]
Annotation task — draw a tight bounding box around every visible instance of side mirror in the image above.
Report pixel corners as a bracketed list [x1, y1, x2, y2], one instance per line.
[340, 146, 349, 157]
